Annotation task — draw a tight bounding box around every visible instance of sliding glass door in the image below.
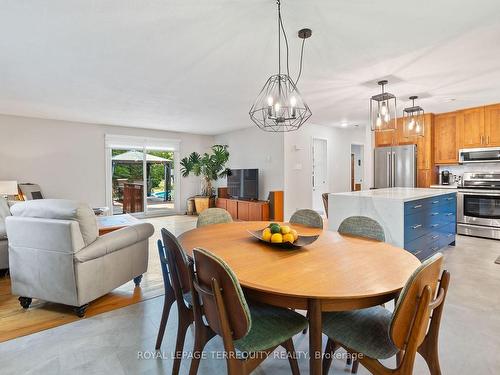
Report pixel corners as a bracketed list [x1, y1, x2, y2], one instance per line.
[145, 149, 175, 214]
[105, 135, 180, 216]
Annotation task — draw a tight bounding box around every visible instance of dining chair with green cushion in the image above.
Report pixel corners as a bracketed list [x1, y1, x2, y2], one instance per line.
[289, 209, 323, 228]
[322, 253, 451, 375]
[338, 216, 385, 242]
[196, 207, 233, 228]
[188, 247, 307, 375]
[158, 228, 194, 375]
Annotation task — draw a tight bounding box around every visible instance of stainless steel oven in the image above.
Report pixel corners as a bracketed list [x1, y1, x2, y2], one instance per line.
[457, 172, 500, 240]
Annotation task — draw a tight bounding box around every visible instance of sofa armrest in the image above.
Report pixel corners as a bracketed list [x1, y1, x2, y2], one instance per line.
[75, 222, 154, 263]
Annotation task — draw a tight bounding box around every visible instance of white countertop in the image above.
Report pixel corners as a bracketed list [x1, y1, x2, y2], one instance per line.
[330, 187, 456, 202]
[430, 184, 459, 189]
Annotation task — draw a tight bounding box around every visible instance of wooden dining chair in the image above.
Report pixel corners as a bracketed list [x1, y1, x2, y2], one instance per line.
[158, 228, 195, 375]
[188, 247, 308, 375]
[290, 209, 323, 228]
[196, 208, 233, 228]
[322, 193, 329, 218]
[336, 215, 386, 368]
[155, 239, 176, 350]
[322, 253, 450, 375]
[338, 216, 385, 242]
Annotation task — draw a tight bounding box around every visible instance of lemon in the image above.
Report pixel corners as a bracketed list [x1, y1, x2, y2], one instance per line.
[280, 225, 291, 235]
[290, 229, 299, 241]
[283, 233, 295, 243]
[271, 233, 283, 243]
[262, 228, 272, 242]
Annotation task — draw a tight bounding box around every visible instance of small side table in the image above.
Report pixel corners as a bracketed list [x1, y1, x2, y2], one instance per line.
[97, 214, 139, 236]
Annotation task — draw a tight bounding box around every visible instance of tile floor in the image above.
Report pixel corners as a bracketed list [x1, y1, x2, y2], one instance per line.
[0, 216, 499, 375]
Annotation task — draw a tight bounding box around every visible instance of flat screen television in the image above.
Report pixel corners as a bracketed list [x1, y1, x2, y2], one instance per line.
[227, 169, 259, 200]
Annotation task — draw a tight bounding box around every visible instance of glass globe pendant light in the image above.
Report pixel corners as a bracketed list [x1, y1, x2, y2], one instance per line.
[249, 0, 312, 132]
[403, 95, 425, 138]
[370, 80, 397, 132]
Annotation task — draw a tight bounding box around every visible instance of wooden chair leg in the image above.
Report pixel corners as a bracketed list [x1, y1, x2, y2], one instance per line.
[302, 310, 309, 334]
[281, 338, 300, 375]
[322, 338, 337, 375]
[396, 351, 404, 367]
[155, 291, 176, 350]
[189, 322, 215, 375]
[418, 336, 441, 375]
[351, 358, 359, 374]
[173, 317, 190, 375]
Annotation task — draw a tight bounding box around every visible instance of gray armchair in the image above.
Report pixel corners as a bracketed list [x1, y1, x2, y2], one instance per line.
[5, 199, 154, 316]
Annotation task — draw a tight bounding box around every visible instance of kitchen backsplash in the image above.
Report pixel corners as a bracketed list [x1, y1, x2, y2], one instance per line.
[439, 163, 500, 178]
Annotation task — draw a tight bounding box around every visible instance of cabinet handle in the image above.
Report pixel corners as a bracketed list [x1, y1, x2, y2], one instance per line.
[431, 246, 439, 252]
[445, 213, 453, 216]
[431, 224, 440, 228]
[412, 224, 423, 229]
[432, 200, 439, 204]
[414, 250, 423, 255]
[487, 135, 490, 144]
[446, 197, 454, 201]
[480, 135, 484, 144]
[413, 204, 423, 209]
[431, 212, 439, 216]
[432, 235, 440, 240]
[448, 233, 454, 237]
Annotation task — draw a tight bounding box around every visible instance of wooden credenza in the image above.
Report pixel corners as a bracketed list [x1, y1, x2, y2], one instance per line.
[216, 198, 270, 221]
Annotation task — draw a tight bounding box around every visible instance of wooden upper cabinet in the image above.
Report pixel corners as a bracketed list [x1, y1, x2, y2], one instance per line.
[459, 107, 485, 148]
[416, 114, 434, 169]
[485, 104, 500, 146]
[374, 129, 395, 147]
[434, 112, 460, 164]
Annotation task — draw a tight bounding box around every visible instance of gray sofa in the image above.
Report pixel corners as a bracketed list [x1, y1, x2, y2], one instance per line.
[5, 199, 154, 316]
[0, 197, 11, 272]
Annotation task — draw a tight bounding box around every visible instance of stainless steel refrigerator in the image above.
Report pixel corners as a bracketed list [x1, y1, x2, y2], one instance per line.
[374, 145, 417, 188]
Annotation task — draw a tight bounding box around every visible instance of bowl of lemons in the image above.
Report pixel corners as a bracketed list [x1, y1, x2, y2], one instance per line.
[248, 223, 319, 249]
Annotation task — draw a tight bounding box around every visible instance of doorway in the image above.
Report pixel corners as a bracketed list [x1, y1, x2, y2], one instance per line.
[312, 138, 328, 213]
[350, 144, 364, 191]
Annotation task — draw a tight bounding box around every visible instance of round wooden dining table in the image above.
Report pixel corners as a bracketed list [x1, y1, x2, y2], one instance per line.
[178, 221, 421, 375]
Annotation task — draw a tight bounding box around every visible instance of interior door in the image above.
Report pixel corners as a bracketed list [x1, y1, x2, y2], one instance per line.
[351, 154, 355, 191]
[312, 138, 328, 213]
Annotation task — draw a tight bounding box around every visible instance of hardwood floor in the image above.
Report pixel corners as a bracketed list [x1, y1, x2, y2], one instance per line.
[0, 215, 197, 342]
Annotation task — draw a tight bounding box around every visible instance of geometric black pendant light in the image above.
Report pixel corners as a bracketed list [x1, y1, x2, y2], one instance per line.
[249, 0, 312, 132]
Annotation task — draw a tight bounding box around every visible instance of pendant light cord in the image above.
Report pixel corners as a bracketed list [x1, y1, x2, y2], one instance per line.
[295, 37, 306, 86]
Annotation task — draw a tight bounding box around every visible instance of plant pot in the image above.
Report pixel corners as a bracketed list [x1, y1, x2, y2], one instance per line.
[194, 196, 215, 214]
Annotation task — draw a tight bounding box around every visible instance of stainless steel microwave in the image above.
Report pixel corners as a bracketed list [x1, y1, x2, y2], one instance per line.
[459, 147, 500, 164]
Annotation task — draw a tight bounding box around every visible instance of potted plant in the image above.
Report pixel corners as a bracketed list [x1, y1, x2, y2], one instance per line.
[180, 144, 230, 213]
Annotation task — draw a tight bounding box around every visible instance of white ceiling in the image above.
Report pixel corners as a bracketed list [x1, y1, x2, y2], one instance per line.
[1, 0, 500, 135]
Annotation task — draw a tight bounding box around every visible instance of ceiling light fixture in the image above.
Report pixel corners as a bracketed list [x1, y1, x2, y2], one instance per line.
[403, 96, 425, 138]
[249, 0, 312, 132]
[370, 80, 397, 132]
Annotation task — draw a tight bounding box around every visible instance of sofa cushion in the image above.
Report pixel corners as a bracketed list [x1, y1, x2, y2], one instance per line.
[0, 197, 11, 239]
[10, 199, 98, 245]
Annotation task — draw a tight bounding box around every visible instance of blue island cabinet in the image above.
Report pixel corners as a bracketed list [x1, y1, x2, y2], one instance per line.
[404, 193, 456, 260]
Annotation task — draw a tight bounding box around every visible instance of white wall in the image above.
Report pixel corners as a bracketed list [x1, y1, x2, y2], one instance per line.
[283, 124, 367, 219]
[214, 127, 284, 200]
[0, 114, 214, 211]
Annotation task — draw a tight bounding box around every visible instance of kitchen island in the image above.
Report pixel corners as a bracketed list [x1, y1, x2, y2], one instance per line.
[329, 188, 457, 260]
